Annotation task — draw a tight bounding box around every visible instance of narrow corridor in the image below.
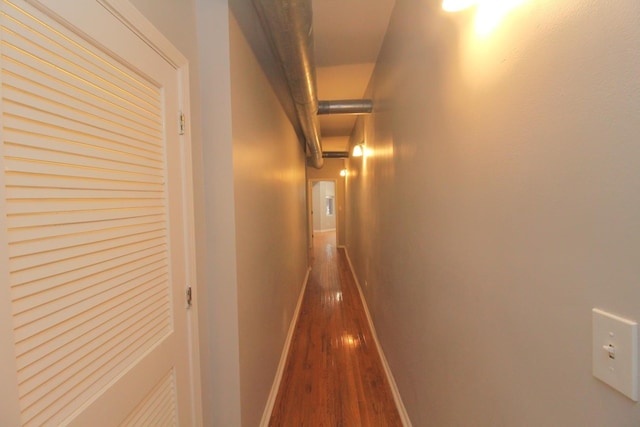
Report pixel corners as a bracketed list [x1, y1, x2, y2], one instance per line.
[269, 231, 402, 426]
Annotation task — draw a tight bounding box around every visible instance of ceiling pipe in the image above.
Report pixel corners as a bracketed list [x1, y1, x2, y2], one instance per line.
[318, 99, 373, 115]
[252, 0, 324, 168]
[322, 151, 349, 159]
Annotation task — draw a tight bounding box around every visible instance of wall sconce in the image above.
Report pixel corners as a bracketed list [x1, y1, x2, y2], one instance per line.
[339, 168, 348, 177]
[352, 144, 364, 157]
[442, 0, 476, 12]
[442, 0, 528, 35]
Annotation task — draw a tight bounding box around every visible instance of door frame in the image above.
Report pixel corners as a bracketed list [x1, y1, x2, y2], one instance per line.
[307, 179, 339, 248]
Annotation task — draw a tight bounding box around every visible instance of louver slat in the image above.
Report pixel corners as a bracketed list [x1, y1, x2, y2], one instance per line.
[121, 370, 177, 427]
[1, 12, 161, 111]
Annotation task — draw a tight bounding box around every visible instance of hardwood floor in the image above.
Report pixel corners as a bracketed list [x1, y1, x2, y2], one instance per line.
[269, 231, 403, 426]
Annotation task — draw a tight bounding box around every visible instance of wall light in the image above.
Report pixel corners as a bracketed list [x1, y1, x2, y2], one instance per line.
[442, 0, 476, 12]
[443, 0, 528, 35]
[474, 0, 527, 35]
[339, 168, 348, 177]
[352, 144, 364, 157]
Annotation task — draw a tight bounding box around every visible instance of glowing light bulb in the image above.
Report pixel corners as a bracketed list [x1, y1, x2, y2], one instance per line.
[475, 0, 526, 35]
[443, 0, 529, 35]
[352, 144, 364, 157]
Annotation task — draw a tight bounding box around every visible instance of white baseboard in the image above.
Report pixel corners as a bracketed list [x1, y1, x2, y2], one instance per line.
[342, 248, 413, 427]
[259, 267, 311, 427]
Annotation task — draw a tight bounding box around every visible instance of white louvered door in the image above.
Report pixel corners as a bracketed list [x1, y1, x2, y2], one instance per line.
[0, 1, 195, 426]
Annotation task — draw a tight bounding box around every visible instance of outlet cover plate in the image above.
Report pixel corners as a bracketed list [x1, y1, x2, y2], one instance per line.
[592, 308, 638, 401]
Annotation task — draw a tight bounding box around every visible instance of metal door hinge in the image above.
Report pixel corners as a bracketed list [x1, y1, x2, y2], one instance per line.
[179, 112, 186, 135]
[186, 286, 192, 309]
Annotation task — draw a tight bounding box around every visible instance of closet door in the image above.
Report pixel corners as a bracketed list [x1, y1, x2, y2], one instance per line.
[0, 1, 194, 425]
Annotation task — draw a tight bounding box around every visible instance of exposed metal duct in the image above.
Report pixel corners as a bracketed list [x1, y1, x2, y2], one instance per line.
[318, 99, 373, 115]
[322, 151, 349, 159]
[252, 0, 324, 168]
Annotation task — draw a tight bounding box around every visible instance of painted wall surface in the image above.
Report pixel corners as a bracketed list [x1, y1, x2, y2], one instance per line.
[346, 0, 640, 425]
[307, 158, 346, 245]
[195, 2, 244, 425]
[229, 12, 309, 427]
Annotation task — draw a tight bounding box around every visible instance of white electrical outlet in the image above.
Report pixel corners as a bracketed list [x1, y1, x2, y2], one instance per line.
[592, 308, 638, 401]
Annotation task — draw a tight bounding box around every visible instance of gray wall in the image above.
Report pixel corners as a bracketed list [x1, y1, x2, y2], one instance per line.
[229, 11, 309, 427]
[345, 0, 640, 425]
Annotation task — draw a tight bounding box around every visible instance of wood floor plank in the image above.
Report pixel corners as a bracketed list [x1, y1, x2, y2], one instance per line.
[269, 231, 402, 426]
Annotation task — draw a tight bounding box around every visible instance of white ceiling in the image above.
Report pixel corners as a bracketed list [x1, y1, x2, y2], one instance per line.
[313, 0, 395, 150]
[312, 0, 395, 68]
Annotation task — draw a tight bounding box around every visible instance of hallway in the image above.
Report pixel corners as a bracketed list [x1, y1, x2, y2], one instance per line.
[269, 231, 402, 426]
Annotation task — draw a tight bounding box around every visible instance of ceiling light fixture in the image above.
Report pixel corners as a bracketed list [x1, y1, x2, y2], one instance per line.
[443, 0, 529, 35]
[442, 0, 476, 12]
[352, 144, 364, 157]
